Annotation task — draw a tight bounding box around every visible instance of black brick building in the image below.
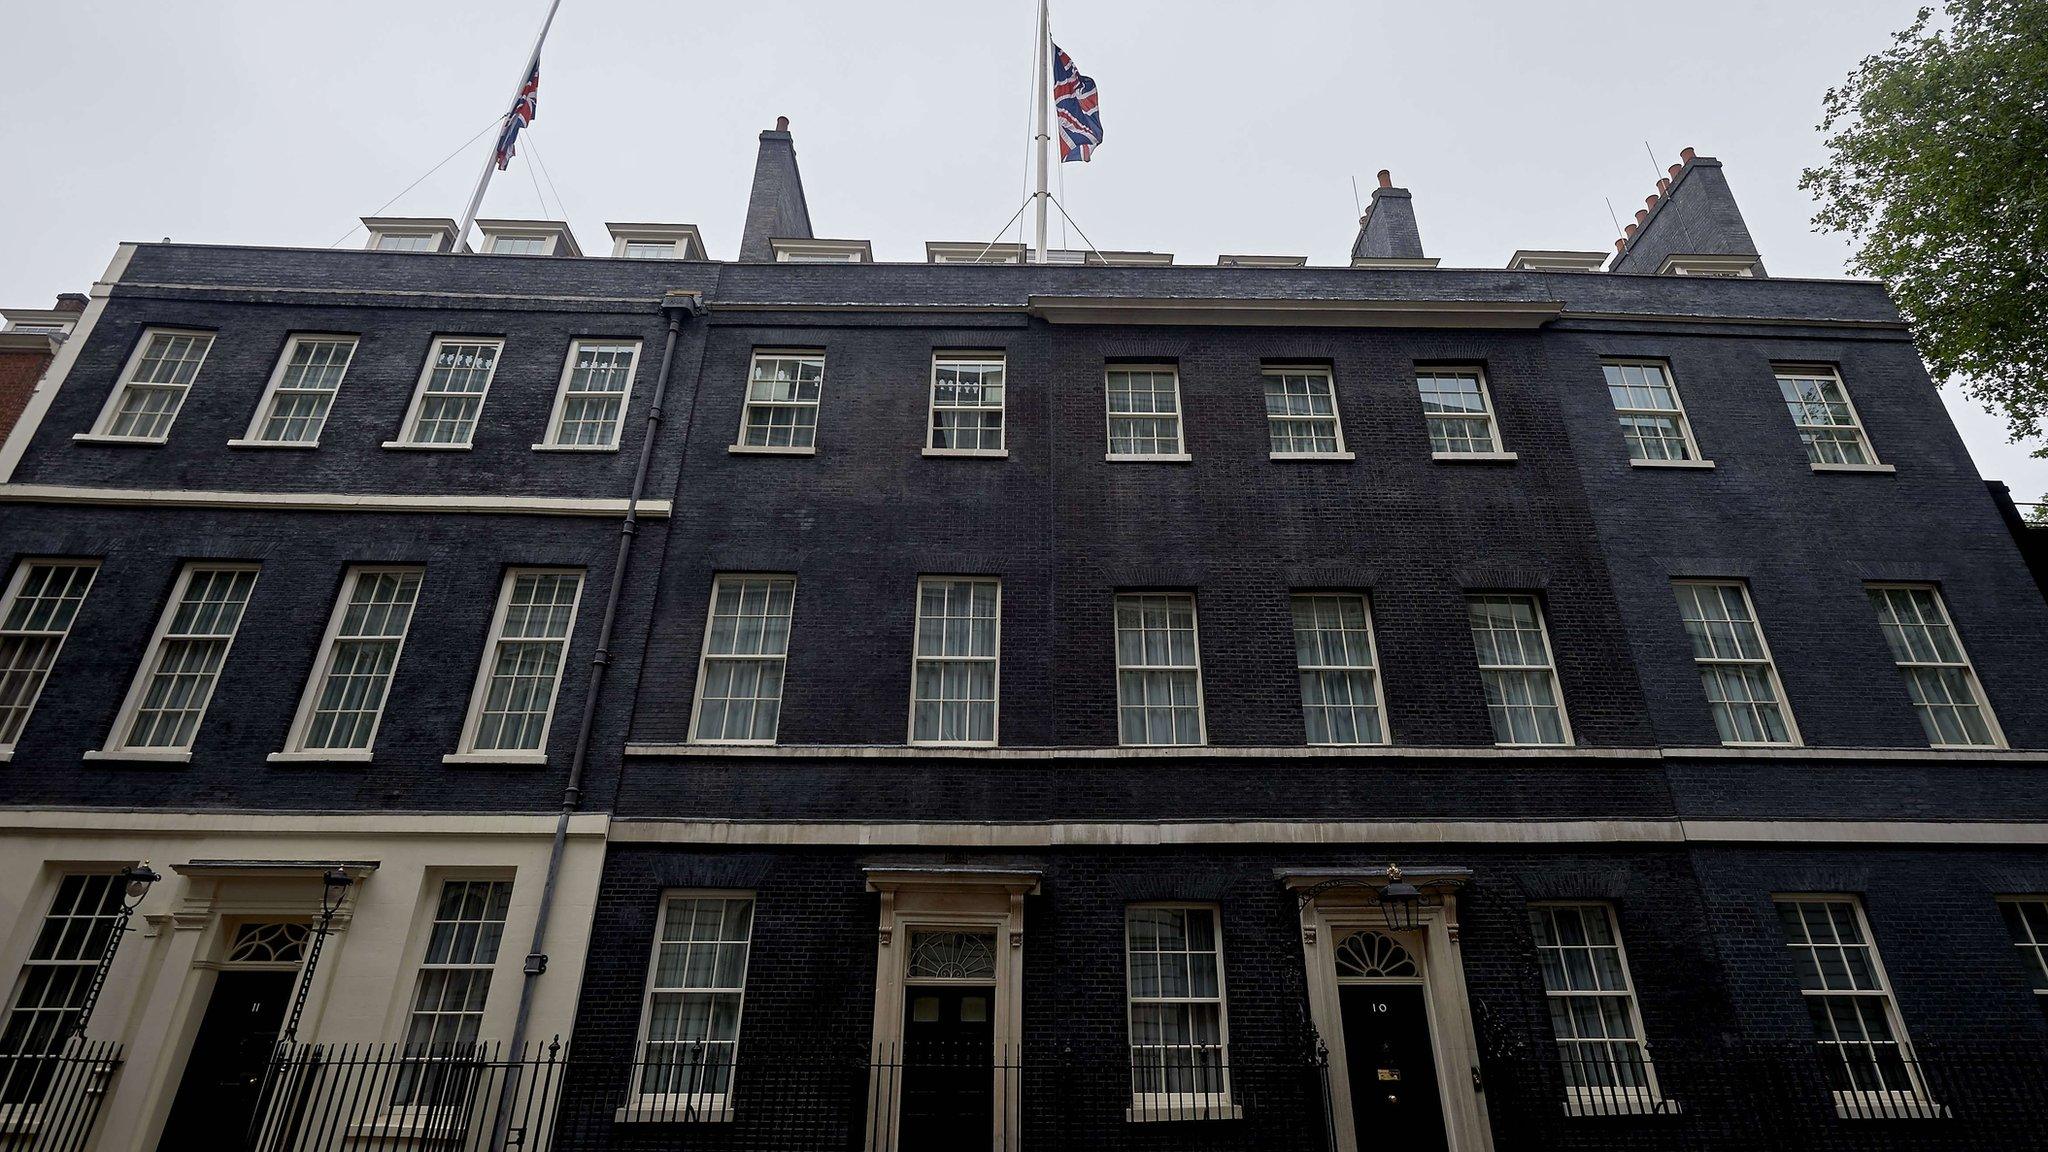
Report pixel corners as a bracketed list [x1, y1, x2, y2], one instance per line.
[0, 125, 2044, 1152]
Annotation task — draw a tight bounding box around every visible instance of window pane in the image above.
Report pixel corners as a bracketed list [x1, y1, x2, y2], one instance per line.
[1416, 369, 1498, 454]
[0, 562, 97, 746]
[470, 572, 581, 753]
[1467, 594, 1566, 745]
[1106, 369, 1184, 456]
[695, 577, 795, 742]
[1126, 907, 1228, 1100]
[1115, 594, 1202, 745]
[930, 357, 1006, 452]
[741, 353, 825, 449]
[911, 579, 999, 744]
[405, 341, 500, 445]
[121, 567, 256, 750]
[1865, 585, 1998, 747]
[1263, 369, 1341, 455]
[106, 332, 212, 439]
[1776, 368, 1874, 466]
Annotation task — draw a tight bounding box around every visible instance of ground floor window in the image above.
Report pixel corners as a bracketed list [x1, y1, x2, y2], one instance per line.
[1125, 905, 1230, 1112]
[634, 893, 755, 1113]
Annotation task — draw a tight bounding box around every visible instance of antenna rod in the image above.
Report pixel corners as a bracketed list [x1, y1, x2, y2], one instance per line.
[1642, 140, 1661, 178]
[1033, 0, 1052, 263]
[456, 0, 563, 252]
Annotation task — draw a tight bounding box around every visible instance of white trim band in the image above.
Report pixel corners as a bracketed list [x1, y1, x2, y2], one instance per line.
[0, 484, 671, 518]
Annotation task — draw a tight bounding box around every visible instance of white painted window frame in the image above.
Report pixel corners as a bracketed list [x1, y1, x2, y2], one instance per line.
[1865, 583, 2005, 750]
[1261, 364, 1353, 461]
[1417, 365, 1515, 461]
[687, 574, 798, 746]
[622, 890, 756, 1124]
[1673, 580, 1801, 747]
[446, 568, 584, 764]
[93, 562, 259, 761]
[731, 349, 825, 456]
[906, 576, 1001, 747]
[1113, 592, 1208, 747]
[0, 558, 99, 759]
[1774, 895, 1939, 1119]
[1466, 592, 1573, 747]
[1124, 902, 1234, 1121]
[1291, 591, 1389, 747]
[81, 327, 215, 444]
[537, 338, 641, 452]
[1601, 359, 1709, 467]
[924, 352, 1008, 457]
[1997, 897, 2048, 1015]
[1104, 364, 1191, 462]
[233, 332, 360, 448]
[387, 336, 506, 450]
[1528, 901, 1667, 1116]
[1775, 364, 1887, 472]
[273, 566, 424, 763]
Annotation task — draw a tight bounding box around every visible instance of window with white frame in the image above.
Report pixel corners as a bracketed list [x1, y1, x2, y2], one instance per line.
[1126, 906, 1229, 1108]
[1105, 366, 1185, 458]
[397, 339, 503, 447]
[928, 353, 1005, 453]
[1775, 897, 1926, 1104]
[284, 568, 423, 755]
[1466, 593, 1569, 745]
[401, 879, 512, 1052]
[1602, 361, 1701, 462]
[1866, 584, 2002, 748]
[691, 576, 795, 744]
[1674, 581, 1796, 745]
[94, 329, 213, 440]
[737, 351, 824, 450]
[1115, 593, 1204, 746]
[634, 894, 754, 1112]
[486, 235, 549, 256]
[622, 240, 678, 260]
[1530, 904, 1657, 1105]
[545, 340, 640, 449]
[457, 570, 582, 755]
[375, 233, 440, 253]
[1997, 899, 2048, 1024]
[106, 565, 257, 752]
[1776, 366, 1878, 466]
[0, 874, 125, 1066]
[1416, 367, 1502, 455]
[909, 578, 999, 745]
[0, 560, 98, 751]
[1292, 593, 1385, 745]
[1263, 366, 1345, 456]
[248, 335, 357, 445]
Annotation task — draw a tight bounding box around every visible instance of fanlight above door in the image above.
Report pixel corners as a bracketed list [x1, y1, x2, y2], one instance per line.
[1334, 930, 1417, 980]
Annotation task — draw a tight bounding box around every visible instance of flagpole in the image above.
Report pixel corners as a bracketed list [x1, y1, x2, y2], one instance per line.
[455, 0, 564, 252]
[1032, 0, 1051, 264]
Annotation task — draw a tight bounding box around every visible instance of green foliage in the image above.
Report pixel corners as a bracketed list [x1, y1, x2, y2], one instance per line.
[1801, 1, 2048, 470]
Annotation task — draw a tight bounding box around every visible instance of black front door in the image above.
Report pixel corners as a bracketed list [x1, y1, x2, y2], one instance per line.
[156, 969, 296, 1152]
[1340, 984, 1447, 1152]
[898, 986, 994, 1152]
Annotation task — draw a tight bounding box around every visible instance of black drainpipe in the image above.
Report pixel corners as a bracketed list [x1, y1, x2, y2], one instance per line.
[491, 288, 704, 1149]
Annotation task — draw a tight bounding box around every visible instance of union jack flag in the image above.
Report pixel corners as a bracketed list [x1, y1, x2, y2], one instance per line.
[493, 62, 540, 171]
[1051, 44, 1102, 162]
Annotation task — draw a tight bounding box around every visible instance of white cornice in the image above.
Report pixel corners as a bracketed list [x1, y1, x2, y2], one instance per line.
[0, 484, 671, 518]
[1027, 296, 1563, 328]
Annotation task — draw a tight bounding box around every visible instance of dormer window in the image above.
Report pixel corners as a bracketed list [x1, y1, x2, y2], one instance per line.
[1217, 255, 1307, 267]
[361, 217, 460, 253]
[770, 239, 872, 263]
[1658, 254, 1761, 278]
[475, 220, 583, 257]
[926, 242, 1023, 264]
[606, 223, 707, 261]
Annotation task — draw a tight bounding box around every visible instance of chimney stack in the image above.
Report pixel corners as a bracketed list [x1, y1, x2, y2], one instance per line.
[1609, 147, 1765, 276]
[1349, 169, 1428, 265]
[737, 116, 814, 261]
[53, 293, 87, 313]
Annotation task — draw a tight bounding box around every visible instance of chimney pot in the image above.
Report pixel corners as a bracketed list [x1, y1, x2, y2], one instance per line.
[53, 293, 88, 313]
[1376, 169, 1392, 189]
[1645, 194, 1659, 210]
[1626, 223, 1639, 237]
[1657, 178, 1671, 194]
[1668, 163, 1683, 178]
[775, 116, 789, 131]
[1615, 237, 1627, 252]
[1634, 209, 1649, 224]
[1680, 146, 1696, 163]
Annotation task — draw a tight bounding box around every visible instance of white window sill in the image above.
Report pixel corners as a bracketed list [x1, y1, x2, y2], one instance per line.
[687, 738, 781, 748]
[83, 749, 191, 764]
[922, 447, 1009, 459]
[1118, 742, 1209, 750]
[440, 751, 548, 766]
[0, 748, 11, 763]
[267, 750, 373, 764]
[1495, 741, 1572, 749]
[1126, 1097, 1241, 1123]
[1270, 451, 1355, 462]
[1629, 457, 1715, 469]
[382, 440, 474, 451]
[226, 438, 319, 450]
[728, 444, 817, 456]
[907, 740, 1000, 750]
[1930, 740, 2007, 752]
[613, 1101, 734, 1124]
[1565, 1092, 1679, 1117]
[1105, 452, 1193, 463]
[1432, 450, 1518, 463]
[1811, 462, 1896, 474]
[1833, 1092, 1948, 1120]
[73, 432, 166, 446]
[532, 442, 621, 453]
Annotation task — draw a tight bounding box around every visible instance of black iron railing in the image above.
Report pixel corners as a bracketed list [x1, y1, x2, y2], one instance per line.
[0, 1040, 124, 1152]
[1481, 1039, 2048, 1150]
[248, 1040, 565, 1152]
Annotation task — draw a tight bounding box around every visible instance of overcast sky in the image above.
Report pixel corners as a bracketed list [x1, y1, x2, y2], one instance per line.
[4, 0, 2039, 498]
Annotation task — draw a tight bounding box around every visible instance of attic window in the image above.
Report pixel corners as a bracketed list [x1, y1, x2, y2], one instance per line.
[927, 242, 1024, 264]
[376, 234, 440, 253]
[607, 224, 706, 261]
[487, 235, 550, 256]
[476, 220, 582, 257]
[622, 241, 678, 260]
[771, 239, 872, 263]
[361, 218, 459, 253]
[1658, 255, 1759, 278]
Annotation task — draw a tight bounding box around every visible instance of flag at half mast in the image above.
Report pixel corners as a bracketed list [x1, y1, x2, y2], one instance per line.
[1051, 44, 1102, 162]
[493, 62, 540, 171]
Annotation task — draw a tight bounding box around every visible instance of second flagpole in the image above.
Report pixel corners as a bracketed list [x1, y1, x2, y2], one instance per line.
[455, 0, 564, 252]
[1033, 0, 1051, 264]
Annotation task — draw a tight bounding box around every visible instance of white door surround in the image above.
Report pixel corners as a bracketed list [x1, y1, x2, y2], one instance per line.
[862, 866, 1039, 1152]
[1283, 867, 1494, 1152]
